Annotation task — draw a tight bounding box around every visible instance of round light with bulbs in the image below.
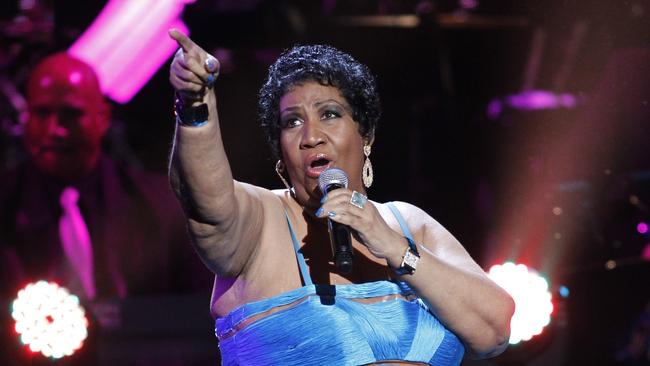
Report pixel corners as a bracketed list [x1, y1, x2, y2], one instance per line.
[11, 281, 89, 359]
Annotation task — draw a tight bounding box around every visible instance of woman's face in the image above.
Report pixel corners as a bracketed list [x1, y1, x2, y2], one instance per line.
[279, 81, 367, 209]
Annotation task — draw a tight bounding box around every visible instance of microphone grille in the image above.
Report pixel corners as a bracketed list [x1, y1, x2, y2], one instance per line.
[318, 168, 348, 193]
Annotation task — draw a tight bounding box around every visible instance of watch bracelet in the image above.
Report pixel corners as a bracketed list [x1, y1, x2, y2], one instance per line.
[174, 95, 209, 127]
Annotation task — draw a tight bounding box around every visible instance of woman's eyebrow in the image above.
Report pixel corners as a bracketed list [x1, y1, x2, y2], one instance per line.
[314, 99, 343, 107]
[315, 99, 352, 113]
[280, 105, 302, 115]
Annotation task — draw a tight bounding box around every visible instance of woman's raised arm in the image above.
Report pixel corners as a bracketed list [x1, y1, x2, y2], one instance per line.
[167, 29, 264, 277]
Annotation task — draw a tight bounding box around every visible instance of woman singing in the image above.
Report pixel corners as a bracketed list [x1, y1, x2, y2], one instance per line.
[168, 29, 514, 365]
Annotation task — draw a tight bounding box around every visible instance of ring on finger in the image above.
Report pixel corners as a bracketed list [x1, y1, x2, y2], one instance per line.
[204, 57, 218, 71]
[350, 191, 368, 209]
[205, 73, 216, 88]
[204, 57, 220, 84]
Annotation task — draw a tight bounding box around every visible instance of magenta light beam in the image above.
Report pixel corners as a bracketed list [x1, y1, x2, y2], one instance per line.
[68, 0, 195, 104]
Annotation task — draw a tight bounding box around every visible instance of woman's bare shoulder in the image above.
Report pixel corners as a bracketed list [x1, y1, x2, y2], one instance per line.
[374, 200, 436, 231]
[380, 200, 481, 271]
[233, 182, 286, 206]
[270, 188, 292, 199]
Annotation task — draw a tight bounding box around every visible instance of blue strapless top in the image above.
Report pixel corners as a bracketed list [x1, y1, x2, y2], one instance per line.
[215, 202, 465, 365]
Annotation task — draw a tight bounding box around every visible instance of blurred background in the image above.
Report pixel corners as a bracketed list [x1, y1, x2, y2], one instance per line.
[1, 0, 649, 365]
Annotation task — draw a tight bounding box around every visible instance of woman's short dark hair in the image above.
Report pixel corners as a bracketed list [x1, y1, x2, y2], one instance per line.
[259, 44, 380, 159]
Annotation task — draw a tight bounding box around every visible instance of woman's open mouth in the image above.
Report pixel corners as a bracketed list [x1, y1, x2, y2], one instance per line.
[306, 156, 332, 178]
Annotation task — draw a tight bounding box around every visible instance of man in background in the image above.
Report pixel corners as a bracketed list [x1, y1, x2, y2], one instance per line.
[0, 53, 211, 365]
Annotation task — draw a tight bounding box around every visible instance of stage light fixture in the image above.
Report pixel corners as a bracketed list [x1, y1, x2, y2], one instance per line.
[488, 262, 554, 345]
[11, 281, 89, 359]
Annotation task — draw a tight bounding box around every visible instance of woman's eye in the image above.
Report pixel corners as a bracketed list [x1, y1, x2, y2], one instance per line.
[282, 117, 302, 128]
[321, 110, 341, 120]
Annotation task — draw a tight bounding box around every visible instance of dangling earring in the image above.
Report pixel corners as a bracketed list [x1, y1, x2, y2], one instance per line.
[275, 160, 291, 190]
[362, 144, 373, 188]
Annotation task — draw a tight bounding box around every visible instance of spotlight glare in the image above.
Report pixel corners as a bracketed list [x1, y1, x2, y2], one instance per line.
[642, 243, 650, 261]
[488, 262, 554, 345]
[11, 281, 89, 359]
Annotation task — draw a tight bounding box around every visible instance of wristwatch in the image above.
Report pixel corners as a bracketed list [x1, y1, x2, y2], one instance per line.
[174, 97, 209, 127]
[393, 237, 420, 276]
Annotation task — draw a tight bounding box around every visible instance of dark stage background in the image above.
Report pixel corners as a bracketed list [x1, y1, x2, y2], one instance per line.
[1, 1, 649, 365]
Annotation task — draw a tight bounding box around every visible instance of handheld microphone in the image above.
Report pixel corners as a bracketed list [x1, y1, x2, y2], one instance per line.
[318, 168, 353, 274]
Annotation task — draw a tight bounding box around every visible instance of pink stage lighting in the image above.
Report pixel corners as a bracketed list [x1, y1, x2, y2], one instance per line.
[69, 0, 195, 104]
[643, 243, 650, 261]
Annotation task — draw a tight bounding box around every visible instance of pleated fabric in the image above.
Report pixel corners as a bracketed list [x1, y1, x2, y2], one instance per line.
[215, 203, 464, 365]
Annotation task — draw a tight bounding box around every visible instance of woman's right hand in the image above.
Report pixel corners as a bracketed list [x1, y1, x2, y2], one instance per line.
[168, 29, 220, 104]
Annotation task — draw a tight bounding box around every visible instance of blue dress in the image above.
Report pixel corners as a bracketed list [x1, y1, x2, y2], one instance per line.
[215, 202, 465, 365]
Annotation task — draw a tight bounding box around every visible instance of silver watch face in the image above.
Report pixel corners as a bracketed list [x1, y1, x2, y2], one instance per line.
[403, 249, 419, 269]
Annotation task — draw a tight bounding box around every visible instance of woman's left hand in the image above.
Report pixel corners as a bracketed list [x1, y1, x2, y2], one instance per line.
[315, 189, 404, 261]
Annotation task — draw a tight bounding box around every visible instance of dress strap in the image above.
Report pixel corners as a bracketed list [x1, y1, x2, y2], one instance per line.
[386, 202, 414, 241]
[285, 211, 313, 286]
[386, 202, 417, 296]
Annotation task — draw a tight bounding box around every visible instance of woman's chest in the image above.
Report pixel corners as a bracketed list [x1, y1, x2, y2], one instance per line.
[211, 220, 393, 317]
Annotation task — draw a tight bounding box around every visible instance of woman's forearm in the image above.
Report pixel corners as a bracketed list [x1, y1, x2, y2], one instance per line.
[382, 223, 514, 358]
[169, 91, 236, 227]
[399, 251, 514, 358]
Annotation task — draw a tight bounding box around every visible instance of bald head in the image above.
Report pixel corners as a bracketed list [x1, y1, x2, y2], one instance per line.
[25, 53, 110, 182]
[27, 53, 104, 103]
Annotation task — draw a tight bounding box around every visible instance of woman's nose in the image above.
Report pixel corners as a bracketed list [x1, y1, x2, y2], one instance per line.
[299, 120, 325, 149]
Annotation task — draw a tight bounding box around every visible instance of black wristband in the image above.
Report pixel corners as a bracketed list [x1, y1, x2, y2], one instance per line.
[174, 98, 209, 127]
